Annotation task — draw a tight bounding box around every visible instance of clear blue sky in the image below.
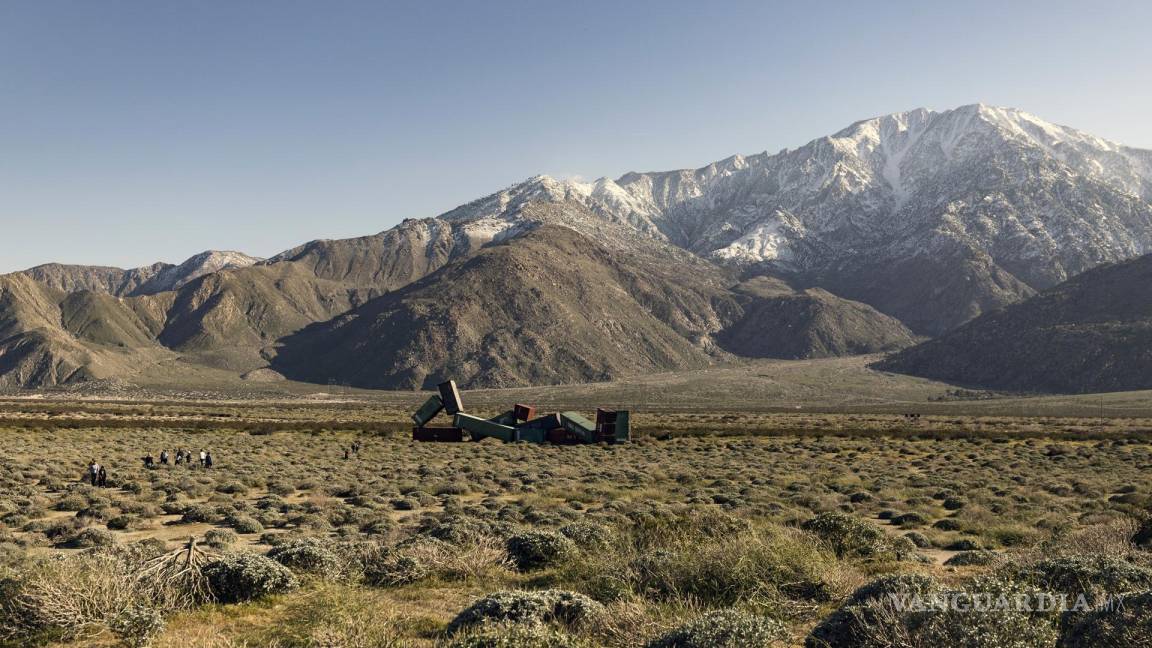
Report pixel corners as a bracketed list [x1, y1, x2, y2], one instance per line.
[2, 0, 1150, 272]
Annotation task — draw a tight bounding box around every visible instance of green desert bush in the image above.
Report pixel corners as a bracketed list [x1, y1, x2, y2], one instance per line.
[800, 512, 892, 559]
[203, 552, 298, 603]
[227, 514, 264, 534]
[267, 537, 343, 579]
[805, 573, 940, 648]
[1019, 555, 1152, 606]
[506, 530, 578, 571]
[445, 621, 586, 648]
[944, 550, 999, 567]
[629, 526, 843, 606]
[447, 590, 605, 635]
[645, 609, 789, 648]
[204, 528, 238, 548]
[109, 604, 166, 648]
[65, 527, 116, 549]
[806, 573, 1058, 648]
[1057, 590, 1152, 647]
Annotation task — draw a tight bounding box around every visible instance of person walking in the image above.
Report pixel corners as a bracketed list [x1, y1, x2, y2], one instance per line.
[175, 449, 184, 465]
[97, 464, 108, 487]
[88, 459, 99, 486]
[160, 449, 169, 465]
[204, 451, 213, 469]
[199, 449, 207, 468]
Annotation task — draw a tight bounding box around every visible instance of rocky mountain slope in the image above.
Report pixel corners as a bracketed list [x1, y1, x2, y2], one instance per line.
[875, 253, 1152, 393]
[19, 251, 260, 297]
[445, 105, 1152, 333]
[270, 223, 724, 389]
[4, 104, 1151, 391]
[718, 277, 918, 359]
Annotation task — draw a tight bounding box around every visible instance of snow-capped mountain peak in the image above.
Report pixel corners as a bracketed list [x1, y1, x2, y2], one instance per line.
[426, 104, 1152, 333]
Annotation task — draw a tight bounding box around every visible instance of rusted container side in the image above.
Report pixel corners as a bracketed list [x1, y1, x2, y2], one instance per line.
[595, 408, 617, 426]
[516, 413, 563, 431]
[513, 404, 537, 421]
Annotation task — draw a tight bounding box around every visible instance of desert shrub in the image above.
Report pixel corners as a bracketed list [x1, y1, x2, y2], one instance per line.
[1057, 590, 1152, 647]
[109, 604, 165, 648]
[107, 515, 135, 530]
[1133, 518, 1152, 548]
[55, 493, 88, 512]
[366, 553, 429, 587]
[445, 621, 586, 648]
[904, 531, 931, 548]
[0, 541, 26, 568]
[558, 522, 612, 549]
[267, 537, 342, 579]
[447, 590, 605, 635]
[204, 529, 238, 548]
[180, 504, 222, 524]
[891, 512, 928, 528]
[1019, 555, 1152, 606]
[629, 526, 843, 606]
[66, 527, 116, 549]
[247, 585, 405, 648]
[933, 518, 963, 531]
[945, 538, 982, 551]
[943, 497, 967, 510]
[1, 550, 155, 641]
[227, 514, 264, 534]
[806, 574, 1058, 648]
[363, 536, 510, 586]
[800, 512, 891, 559]
[806, 574, 940, 648]
[944, 550, 999, 567]
[645, 609, 789, 647]
[203, 552, 298, 603]
[506, 530, 578, 571]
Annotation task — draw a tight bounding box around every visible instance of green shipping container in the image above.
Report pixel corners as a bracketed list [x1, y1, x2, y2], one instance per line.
[560, 411, 595, 442]
[614, 410, 631, 443]
[411, 395, 444, 426]
[438, 380, 464, 415]
[454, 413, 514, 442]
[489, 410, 518, 426]
[514, 427, 547, 443]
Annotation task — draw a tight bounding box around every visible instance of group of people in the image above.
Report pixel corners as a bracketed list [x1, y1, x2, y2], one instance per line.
[142, 448, 213, 469]
[86, 460, 108, 487]
[343, 440, 364, 460]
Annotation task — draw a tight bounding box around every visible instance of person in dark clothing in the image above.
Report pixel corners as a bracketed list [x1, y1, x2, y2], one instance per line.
[344, 447, 350, 460]
[97, 465, 108, 487]
[204, 451, 213, 469]
[160, 450, 169, 465]
[175, 449, 184, 464]
[143, 454, 155, 468]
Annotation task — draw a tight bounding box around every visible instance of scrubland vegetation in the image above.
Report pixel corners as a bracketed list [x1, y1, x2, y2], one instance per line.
[1, 398, 1151, 646]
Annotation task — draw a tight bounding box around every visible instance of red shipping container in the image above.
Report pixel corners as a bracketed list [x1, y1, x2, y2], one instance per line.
[513, 403, 537, 421]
